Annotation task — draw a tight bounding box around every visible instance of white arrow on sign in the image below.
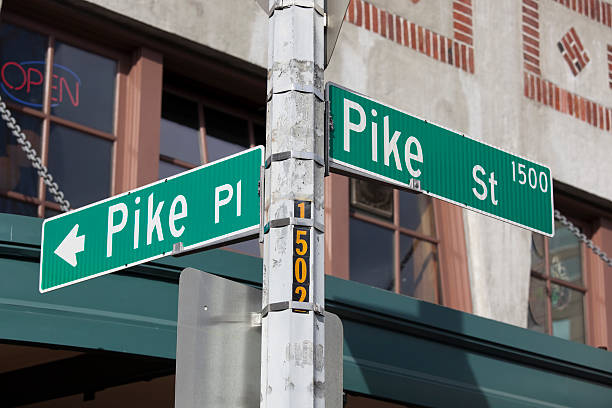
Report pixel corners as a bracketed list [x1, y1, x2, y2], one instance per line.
[54, 224, 85, 267]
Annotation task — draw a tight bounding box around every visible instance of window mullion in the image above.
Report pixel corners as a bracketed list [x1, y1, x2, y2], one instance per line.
[198, 102, 208, 164]
[247, 119, 255, 147]
[545, 237, 553, 335]
[393, 190, 400, 293]
[580, 240, 590, 345]
[37, 35, 55, 216]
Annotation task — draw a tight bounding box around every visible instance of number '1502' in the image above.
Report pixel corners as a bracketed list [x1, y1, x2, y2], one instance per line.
[511, 161, 548, 193]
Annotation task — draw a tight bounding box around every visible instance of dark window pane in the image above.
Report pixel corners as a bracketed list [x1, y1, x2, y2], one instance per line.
[162, 92, 199, 128]
[527, 277, 548, 334]
[399, 235, 438, 302]
[224, 238, 261, 258]
[350, 218, 394, 291]
[45, 208, 62, 218]
[350, 179, 393, 220]
[0, 113, 41, 197]
[551, 284, 585, 344]
[0, 23, 47, 109]
[159, 161, 189, 180]
[399, 190, 435, 235]
[206, 135, 246, 163]
[51, 42, 116, 133]
[530, 233, 546, 275]
[0, 196, 37, 216]
[549, 221, 582, 285]
[47, 125, 112, 209]
[160, 118, 202, 166]
[204, 107, 249, 162]
[254, 123, 265, 147]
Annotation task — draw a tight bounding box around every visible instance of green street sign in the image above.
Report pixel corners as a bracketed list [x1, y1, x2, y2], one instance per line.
[326, 83, 554, 236]
[40, 146, 264, 293]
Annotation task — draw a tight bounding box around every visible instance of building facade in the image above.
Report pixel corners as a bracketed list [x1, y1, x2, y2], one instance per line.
[0, 0, 611, 406]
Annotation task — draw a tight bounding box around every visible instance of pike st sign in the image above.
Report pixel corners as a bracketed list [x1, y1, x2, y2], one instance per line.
[326, 83, 554, 236]
[40, 147, 264, 293]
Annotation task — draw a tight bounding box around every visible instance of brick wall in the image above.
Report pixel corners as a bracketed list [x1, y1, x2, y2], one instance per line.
[522, 0, 612, 131]
[345, 0, 475, 74]
[551, 0, 612, 27]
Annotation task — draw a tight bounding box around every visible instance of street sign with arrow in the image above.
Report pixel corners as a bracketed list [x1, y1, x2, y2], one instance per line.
[39, 147, 264, 293]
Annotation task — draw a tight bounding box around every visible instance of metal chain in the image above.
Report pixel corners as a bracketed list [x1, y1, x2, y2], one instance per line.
[0, 95, 71, 211]
[554, 210, 612, 267]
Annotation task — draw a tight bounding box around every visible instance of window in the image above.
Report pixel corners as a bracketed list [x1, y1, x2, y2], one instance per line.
[528, 220, 587, 344]
[0, 20, 119, 217]
[349, 179, 440, 303]
[159, 90, 264, 178]
[159, 89, 265, 256]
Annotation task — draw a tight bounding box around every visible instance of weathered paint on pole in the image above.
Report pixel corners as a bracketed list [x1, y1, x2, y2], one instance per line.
[261, 0, 326, 407]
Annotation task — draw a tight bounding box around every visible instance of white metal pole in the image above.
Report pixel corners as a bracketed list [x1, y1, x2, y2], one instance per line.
[261, 0, 325, 407]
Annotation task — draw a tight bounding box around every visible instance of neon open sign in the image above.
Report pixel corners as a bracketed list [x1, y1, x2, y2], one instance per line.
[1, 61, 80, 108]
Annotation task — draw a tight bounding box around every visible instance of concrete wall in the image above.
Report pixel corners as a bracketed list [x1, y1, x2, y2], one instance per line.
[76, 0, 612, 327]
[81, 0, 268, 68]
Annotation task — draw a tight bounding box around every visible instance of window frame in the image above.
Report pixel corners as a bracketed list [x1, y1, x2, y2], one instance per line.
[529, 184, 612, 349]
[324, 172, 471, 311]
[159, 85, 265, 176]
[349, 186, 441, 301]
[1, 0, 267, 208]
[529, 218, 590, 343]
[0, 12, 128, 216]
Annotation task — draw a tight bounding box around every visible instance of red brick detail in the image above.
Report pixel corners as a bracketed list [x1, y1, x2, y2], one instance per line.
[396, 16, 403, 45]
[372, 5, 379, 34]
[433, 32, 439, 60]
[453, 11, 472, 27]
[345, 0, 475, 74]
[453, 1, 472, 15]
[552, 0, 612, 27]
[608, 44, 612, 88]
[468, 46, 475, 73]
[522, 0, 612, 132]
[381, 10, 387, 37]
[525, 70, 611, 131]
[453, 0, 473, 46]
[418, 26, 424, 53]
[348, 0, 355, 23]
[558, 27, 590, 75]
[522, 0, 541, 76]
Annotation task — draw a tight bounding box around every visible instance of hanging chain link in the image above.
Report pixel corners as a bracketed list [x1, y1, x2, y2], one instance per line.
[554, 210, 612, 267]
[0, 95, 71, 212]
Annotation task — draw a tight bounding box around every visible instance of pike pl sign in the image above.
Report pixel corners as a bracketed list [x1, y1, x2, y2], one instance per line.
[327, 83, 554, 236]
[40, 147, 264, 293]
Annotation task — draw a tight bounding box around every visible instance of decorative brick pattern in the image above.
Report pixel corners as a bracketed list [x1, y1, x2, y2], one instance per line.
[346, 0, 475, 74]
[558, 28, 590, 75]
[523, 0, 542, 75]
[608, 44, 612, 88]
[524, 71, 612, 130]
[522, 0, 612, 131]
[551, 0, 612, 28]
